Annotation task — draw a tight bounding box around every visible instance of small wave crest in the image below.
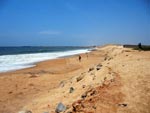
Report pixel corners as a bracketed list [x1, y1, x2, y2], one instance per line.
[0, 49, 89, 73]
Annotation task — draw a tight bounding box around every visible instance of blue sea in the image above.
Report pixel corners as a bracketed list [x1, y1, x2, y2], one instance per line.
[0, 46, 91, 73]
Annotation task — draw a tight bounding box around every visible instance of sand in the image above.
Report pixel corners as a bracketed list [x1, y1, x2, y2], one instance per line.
[0, 45, 150, 113]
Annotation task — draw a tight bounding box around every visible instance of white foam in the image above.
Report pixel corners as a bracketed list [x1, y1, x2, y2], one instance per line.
[0, 49, 89, 73]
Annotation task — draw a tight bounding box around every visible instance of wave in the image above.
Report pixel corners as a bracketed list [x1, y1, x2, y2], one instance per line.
[0, 49, 89, 73]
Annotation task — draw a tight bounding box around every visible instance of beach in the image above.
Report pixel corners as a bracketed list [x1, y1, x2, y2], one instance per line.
[0, 45, 150, 113]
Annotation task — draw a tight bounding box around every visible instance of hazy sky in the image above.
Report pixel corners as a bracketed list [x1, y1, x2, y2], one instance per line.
[0, 0, 149, 46]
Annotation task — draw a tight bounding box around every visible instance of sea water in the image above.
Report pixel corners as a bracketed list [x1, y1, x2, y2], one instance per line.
[0, 46, 91, 73]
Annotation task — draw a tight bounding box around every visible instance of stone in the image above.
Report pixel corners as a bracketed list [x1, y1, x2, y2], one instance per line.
[72, 100, 84, 112]
[82, 85, 86, 88]
[55, 102, 66, 113]
[104, 77, 107, 81]
[76, 75, 84, 82]
[88, 67, 94, 72]
[97, 64, 102, 69]
[97, 64, 102, 67]
[90, 90, 96, 96]
[92, 106, 96, 109]
[59, 81, 65, 88]
[69, 87, 74, 93]
[81, 92, 87, 99]
[96, 67, 101, 70]
[104, 57, 107, 60]
[118, 103, 127, 107]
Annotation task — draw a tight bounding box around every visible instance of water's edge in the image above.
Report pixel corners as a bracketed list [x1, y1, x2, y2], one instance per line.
[0, 49, 91, 73]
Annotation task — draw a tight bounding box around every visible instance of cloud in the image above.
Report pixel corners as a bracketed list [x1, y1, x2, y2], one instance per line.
[39, 30, 61, 35]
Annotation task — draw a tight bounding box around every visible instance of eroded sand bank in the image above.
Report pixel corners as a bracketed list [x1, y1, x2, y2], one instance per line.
[0, 45, 150, 113]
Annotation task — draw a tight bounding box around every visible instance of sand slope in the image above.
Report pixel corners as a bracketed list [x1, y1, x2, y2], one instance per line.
[0, 45, 150, 113]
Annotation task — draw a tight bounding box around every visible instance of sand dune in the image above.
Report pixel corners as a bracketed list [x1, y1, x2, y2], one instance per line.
[0, 45, 150, 113]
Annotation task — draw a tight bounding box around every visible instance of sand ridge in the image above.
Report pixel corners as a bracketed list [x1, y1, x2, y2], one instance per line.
[0, 45, 150, 113]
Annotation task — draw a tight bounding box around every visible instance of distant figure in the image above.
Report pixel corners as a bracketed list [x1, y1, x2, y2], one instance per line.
[86, 53, 88, 59]
[79, 55, 81, 62]
[138, 43, 142, 50]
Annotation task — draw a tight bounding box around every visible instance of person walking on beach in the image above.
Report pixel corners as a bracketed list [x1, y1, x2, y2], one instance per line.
[79, 55, 81, 62]
[138, 43, 143, 50]
[86, 53, 88, 59]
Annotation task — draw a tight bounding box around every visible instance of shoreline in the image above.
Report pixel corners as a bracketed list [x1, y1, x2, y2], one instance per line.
[0, 45, 150, 113]
[0, 49, 91, 74]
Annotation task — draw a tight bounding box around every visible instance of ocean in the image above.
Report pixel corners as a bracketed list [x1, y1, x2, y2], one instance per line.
[0, 46, 91, 73]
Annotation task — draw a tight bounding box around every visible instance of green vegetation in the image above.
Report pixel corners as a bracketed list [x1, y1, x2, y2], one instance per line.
[133, 45, 150, 51]
[123, 44, 150, 51]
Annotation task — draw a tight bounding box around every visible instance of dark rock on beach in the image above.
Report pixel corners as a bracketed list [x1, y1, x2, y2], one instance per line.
[88, 67, 94, 72]
[76, 75, 84, 82]
[69, 87, 74, 93]
[55, 102, 66, 113]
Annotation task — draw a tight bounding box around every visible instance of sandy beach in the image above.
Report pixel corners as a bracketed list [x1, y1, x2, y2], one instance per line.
[0, 45, 150, 113]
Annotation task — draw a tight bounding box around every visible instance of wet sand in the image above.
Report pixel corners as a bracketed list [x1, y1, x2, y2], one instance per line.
[0, 45, 150, 113]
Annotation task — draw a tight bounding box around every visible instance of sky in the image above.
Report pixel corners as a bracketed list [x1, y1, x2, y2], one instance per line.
[0, 0, 149, 46]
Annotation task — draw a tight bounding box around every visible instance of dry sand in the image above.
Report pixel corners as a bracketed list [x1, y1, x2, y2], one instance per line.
[0, 45, 150, 113]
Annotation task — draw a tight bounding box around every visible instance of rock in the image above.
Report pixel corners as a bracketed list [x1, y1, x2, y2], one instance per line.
[55, 102, 66, 113]
[59, 81, 65, 88]
[18, 110, 32, 113]
[118, 103, 127, 107]
[81, 72, 86, 75]
[81, 92, 87, 99]
[90, 90, 96, 96]
[69, 87, 74, 93]
[110, 79, 115, 82]
[88, 67, 94, 72]
[76, 75, 84, 82]
[108, 57, 113, 61]
[96, 67, 101, 70]
[82, 85, 86, 88]
[8, 91, 13, 94]
[29, 75, 38, 78]
[97, 64, 102, 67]
[92, 106, 96, 109]
[104, 77, 107, 81]
[104, 57, 107, 60]
[72, 100, 83, 112]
